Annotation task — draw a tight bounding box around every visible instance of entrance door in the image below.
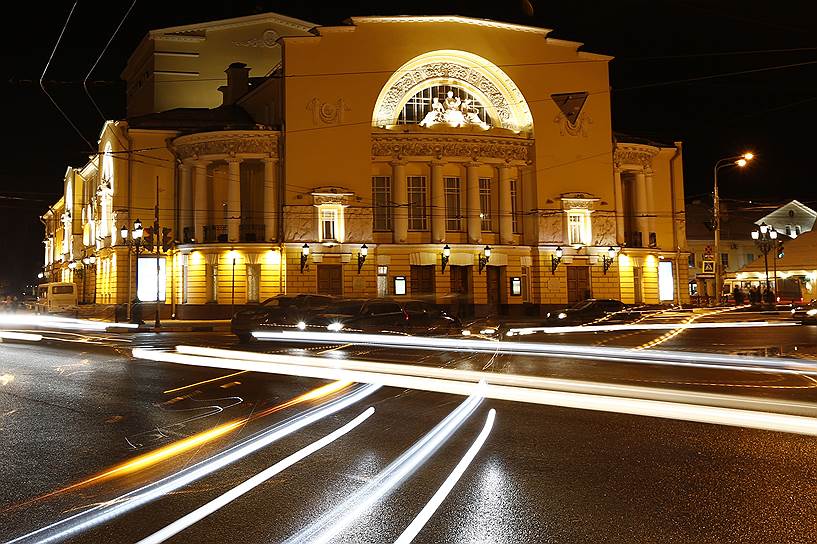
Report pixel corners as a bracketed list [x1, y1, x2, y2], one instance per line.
[633, 266, 643, 304]
[449, 265, 471, 318]
[567, 266, 591, 304]
[317, 264, 343, 296]
[486, 266, 502, 314]
[410, 265, 436, 298]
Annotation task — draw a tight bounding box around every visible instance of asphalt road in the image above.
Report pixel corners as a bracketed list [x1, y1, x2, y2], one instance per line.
[4, 320, 817, 543]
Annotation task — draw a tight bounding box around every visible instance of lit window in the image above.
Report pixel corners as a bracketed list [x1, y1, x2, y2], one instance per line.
[398, 85, 492, 127]
[566, 211, 591, 245]
[445, 177, 461, 231]
[408, 176, 428, 231]
[479, 178, 493, 231]
[372, 176, 392, 231]
[321, 209, 337, 241]
[317, 205, 344, 243]
[510, 179, 521, 234]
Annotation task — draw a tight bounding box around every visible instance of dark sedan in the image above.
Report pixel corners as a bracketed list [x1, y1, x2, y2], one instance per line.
[231, 294, 335, 342]
[545, 299, 628, 325]
[313, 298, 461, 335]
[791, 300, 817, 324]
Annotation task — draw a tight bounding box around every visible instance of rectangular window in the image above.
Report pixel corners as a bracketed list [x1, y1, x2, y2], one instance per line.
[479, 178, 493, 231]
[744, 253, 754, 264]
[137, 257, 166, 302]
[407, 176, 428, 231]
[377, 266, 388, 297]
[320, 208, 337, 241]
[521, 266, 531, 302]
[206, 263, 218, 303]
[568, 214, 585, 245]
[246, 263, 261, 303]
[785, 225, 792, 236]
[510, 179, 521, 234]
[796, 225, 802, 235]
[444, 177, 461, 231]
[721, 253, 729, 268]
[181, 256, 188, 304]
[372, 176, 392, 231]
[688, 253, 696, 268]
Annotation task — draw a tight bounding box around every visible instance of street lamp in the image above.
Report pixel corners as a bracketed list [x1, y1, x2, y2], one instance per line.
[751, 222, 778, 293]
[602, 246, 616, 274]
[713, 152, 753, 304]
[551, 246, 563, 274]
[357, 244, 368, 274]
[478, 245, 491, 274]
[300, 243, 310, 273]
[441, 244, 451, 273]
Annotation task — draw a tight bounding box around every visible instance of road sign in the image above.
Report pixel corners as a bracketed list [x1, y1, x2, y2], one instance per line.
[702, 260, 715, 274]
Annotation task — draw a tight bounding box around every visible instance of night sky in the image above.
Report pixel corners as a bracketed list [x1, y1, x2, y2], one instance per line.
[2, 0, 816, 292]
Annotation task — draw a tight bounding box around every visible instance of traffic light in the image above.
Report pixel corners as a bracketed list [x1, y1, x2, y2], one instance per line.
[142, 227, 154, 252]
[161, 227, 173, 252]
[776, 240, 784, 259]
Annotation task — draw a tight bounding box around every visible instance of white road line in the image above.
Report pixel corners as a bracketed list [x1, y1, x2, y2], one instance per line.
[136, 407, 375, 544]
[394, 408, 496, 544]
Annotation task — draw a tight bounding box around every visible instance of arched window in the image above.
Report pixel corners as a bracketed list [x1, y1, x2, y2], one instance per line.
[398, 84, 491, 127]
[100, 142, 115, 240]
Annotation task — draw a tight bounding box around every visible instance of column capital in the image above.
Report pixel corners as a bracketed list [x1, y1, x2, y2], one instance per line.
[390, 159, 407, 167]
[192, 159, 209, 170]
[263, 156, 280, 165]
[430, 159, 446, 167]
[227, 155, 242, 165]
[466, 161, 482, 169]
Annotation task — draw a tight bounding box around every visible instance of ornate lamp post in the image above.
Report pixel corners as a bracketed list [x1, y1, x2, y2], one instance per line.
[713, 152, 753, 303]
[121, 219, 144, 323]
[751, 222, 777, 291]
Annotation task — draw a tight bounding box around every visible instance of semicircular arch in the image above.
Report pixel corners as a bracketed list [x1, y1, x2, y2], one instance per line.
[372, 49, 533, 133]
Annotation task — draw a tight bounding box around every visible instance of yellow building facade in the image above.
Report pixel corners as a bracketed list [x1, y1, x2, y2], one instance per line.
[42, 13, 689, 319]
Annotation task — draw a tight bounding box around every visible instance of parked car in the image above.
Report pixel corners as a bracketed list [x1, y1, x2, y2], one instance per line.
[545, 299, 627, 325]
[314, 298, 461, 335]
[790, 300, 817, 324]
[231, 294, 335, 342]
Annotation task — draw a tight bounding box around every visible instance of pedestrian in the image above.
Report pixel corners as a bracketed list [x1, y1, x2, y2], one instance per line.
[733, 286, 745, 306]
[763, 287, 775, 305]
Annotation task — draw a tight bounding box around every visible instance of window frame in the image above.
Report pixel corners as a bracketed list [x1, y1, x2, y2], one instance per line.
[444, 176, 462, 231]
[479, 177, 493, 232]
[372, 176, 392, 231]
[566, 210, 591, 246]
[407, 176, 428, 231]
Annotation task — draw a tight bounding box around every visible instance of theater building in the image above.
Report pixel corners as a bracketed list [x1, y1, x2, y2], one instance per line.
[41, 13, 690, 318]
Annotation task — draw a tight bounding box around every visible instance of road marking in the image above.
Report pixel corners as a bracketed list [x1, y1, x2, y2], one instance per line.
[135, 407, 375, 544]
[163, 370, 248, 394]
[395, 408, 496, 544]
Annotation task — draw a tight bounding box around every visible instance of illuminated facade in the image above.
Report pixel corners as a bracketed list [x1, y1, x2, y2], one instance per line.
[42, 13, 690, 318]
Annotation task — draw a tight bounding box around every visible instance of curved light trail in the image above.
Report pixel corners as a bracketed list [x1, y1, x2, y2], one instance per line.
[284, 387, 484, 544]
[135, 407, 376, 544]
[4, 384, 378, 544]
[0, 313, 138, 332]
[395, 408, 496, 544]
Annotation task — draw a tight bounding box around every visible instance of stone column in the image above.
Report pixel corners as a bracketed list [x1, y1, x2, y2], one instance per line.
[227, 157, 241, 242]
[635, 171, 649, 247]
[644, 168, 656, 245]
[466, 161, 482, 244]
[498, 164, 514, 245]
[263, 157, 278, 241]
[430, 160, 445, 243]
[193, 160, 208, 243]
[391, 160, 408, 243]
[179, 162, 193, 241]
[613, 169, 625, 245]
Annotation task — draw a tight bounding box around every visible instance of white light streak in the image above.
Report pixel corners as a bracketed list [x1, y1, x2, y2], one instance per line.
[0, 331, 43, 342]
[395, 409, 496, 544]
[135, 347, 817, 436]
[0, 313, 138, 332]
[136, 407, 375, 544]
[507, 320, 798, 335]
[5, 384, 378, 544]
[285, 388, 484, 544]
[249, 330, 817, 377]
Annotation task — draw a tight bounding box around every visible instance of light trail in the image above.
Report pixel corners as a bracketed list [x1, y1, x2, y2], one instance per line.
[0, 331, 43, 342]
[135, 407, 375, 544]
[4, 384, 377, 544]
[505, 320, 797, 335]
[249, 330, 817, 376]
[395, 408, 496, 544]
[9, 381, 352, 509]
[284, 388, 484, 544]
[0, 313, 138, 332]
[163, 371, 249, 394]
[134, 347, 817, 435]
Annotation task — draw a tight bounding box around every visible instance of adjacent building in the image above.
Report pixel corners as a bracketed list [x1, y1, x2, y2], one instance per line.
[41, 12, 690, 318]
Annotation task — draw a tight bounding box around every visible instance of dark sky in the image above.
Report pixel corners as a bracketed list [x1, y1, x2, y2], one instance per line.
[2, 0, 817, 292]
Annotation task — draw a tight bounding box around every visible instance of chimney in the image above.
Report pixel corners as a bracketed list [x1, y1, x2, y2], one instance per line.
[219, 62, 250, 105]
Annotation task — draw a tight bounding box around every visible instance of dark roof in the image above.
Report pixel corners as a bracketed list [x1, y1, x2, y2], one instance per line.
[128, 104, 257, 133]
[685, 198, 766, 240]
[614, 132, 676, 148]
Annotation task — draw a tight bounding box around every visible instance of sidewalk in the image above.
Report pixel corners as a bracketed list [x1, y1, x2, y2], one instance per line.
[128, 319, 231, 333]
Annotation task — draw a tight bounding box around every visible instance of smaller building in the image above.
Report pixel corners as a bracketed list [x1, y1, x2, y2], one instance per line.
[753, 200, 816, 240]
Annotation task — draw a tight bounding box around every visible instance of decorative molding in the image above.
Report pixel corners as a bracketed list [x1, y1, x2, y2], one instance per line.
[554, 111, 592, 137]
[560, 193, 600, 211]
[614, 143, 660, 170]
[372, 132, 533, 162]
[349, 16, 551, 36]
[374, 62, 521, 131]
[306, 98, 350, 126]
[311, 188, 354, 206]
[173, 131, 280, 160]
[233, 29, 280, 48]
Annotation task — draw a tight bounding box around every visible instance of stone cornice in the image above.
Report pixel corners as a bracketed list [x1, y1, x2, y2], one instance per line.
[371, 131, 533, 162]
[172, 130, 280, 160]
[614, 143, 660, 170]
[348, 16, 551, 35]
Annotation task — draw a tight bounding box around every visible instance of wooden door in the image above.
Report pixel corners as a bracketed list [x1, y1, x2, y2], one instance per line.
[633, 266, 643, 304]
[449, 265, 471, 318]
[486, 266, 502, 311]
[567, 266, 591, 304]
[317, 264, 343, 296]
[410, 265, 436, 297]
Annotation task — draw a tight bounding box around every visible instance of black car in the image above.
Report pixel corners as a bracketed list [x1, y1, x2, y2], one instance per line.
[230, 294, 335, 342]
[790, 300, 817, 324]
[545, 299, 627, 325]
[314, 298, 461, 335]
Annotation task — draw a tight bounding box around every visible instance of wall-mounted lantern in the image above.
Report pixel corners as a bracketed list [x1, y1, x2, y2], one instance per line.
[551, 246, 563, 274]
[300, 243, 310, 273]
[441, 244, 451, 273]
[358, 243, 368, 274]
[602, 246, 616, 274]
[478, 245, 491, 274]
